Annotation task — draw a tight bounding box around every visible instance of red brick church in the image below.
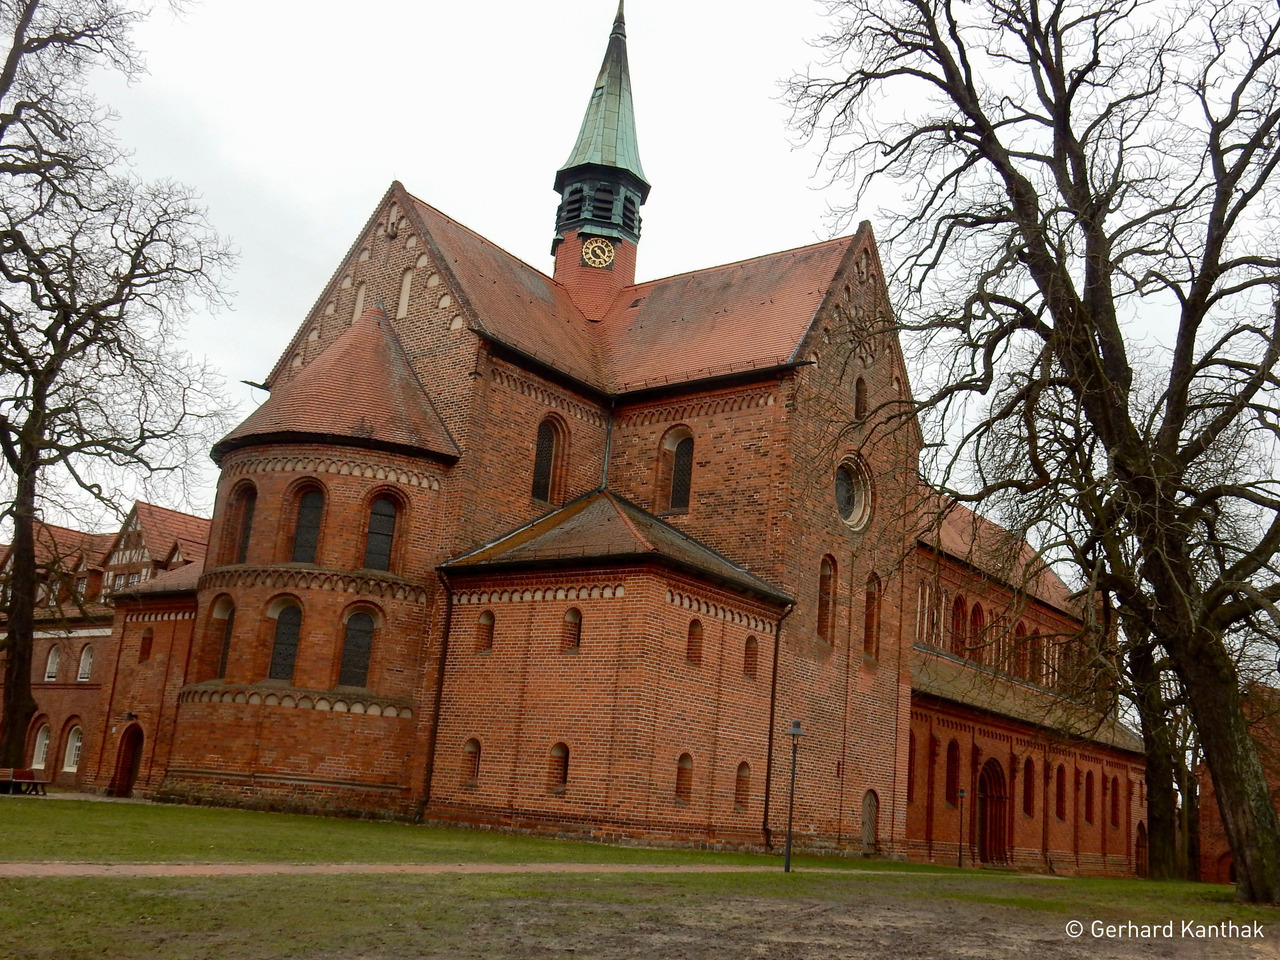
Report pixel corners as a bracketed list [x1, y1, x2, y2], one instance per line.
[5, 3, 1146, 873]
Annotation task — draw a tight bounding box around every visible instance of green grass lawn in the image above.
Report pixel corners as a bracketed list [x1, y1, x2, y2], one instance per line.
[2, 797, 1278, 960]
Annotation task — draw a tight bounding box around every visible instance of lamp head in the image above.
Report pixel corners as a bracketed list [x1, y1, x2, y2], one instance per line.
[787, 719, 804, 739]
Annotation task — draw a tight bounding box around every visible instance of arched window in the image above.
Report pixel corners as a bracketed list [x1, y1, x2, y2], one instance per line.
[945, 739, 960, 806]
[138, 628, 153, 664]
[44, 646, 60, 681]
[657, 428, 695, 514]
[950, 595, 968, 656]
[77, 645, 93, 681]
[1023, 757, 1035, 816]
[743, 636, 758, 679]
[855, 377, 868, 421]
[212, 598, 235, 679]
[1085, 770, 1095, 824]
[462, 738, 481, 785]
[531, 417, 566, 504]
[476, 610, 495, 652]
[686, 620, 703, 665]
[291, 488, 324, 563]
[549, 742, 569, 793]
[269, 605, 302, 682]
[32, 724, 50, 769]
[863, 573, 882, 658]
[1111, 776, 1121, 828]
[734, 762, 751, 811]
[861, 790, 879, 853]
[675, 753, 693, 803]
[339, 612, 375, 687]
[362, 496, 398, 571]
[1055, 765, 1067, 821]
[968, 602, 985, 662]
[907, 731, 916, 804]
[226, 483, 256, 565]
[396, 266, 414, 320]
[562, 608, 582, 651]
[817, 556, 836, 642]
[63, 726, 83, 771]
[351, 281, 366, 322]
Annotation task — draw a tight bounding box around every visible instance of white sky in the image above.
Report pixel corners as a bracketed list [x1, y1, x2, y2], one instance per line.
[90, 0, 853, 515]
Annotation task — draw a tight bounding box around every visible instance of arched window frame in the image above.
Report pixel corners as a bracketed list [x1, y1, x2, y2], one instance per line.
[863, 572, 882, 658]
[44, 646, 60, 681]
[531, 416, 569, 505]
[817, 556, 837, 643]
[225, 481, 257, 566]
[945, 739, 960, 806]
[1014, 621, 1029, 678]
[656, 426, 695, 515]
[476, 610, 495, 653]
[743, 635, 759, 680]
[211, 597, 235, 680]
[288, 484, 326, 564]
[63, 725, 83, 771]
[950, 595, 968, 656]
[338, 607, 378, 688]
[31, 723, 50, 769]
[77, 645, 93, 681]
[968, 602, 985, 662]
[734, 761, 751, 812]
[462, 738, 481, 786]
[361, 492, 401, 571]
[562, 607, 582, 652]
[549, 742, 569, 794]
[854, 377, 868, 421]
[686, 619, 703, 665]
[267, 598, 303, 683]
[675, 753, 693, 803]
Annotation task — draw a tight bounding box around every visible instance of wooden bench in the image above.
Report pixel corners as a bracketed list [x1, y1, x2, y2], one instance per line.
[0, 768, 50, 795]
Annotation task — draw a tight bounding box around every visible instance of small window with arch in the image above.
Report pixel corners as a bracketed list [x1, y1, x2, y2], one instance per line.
[476, 610, 495, 653]
[44, 646, 60, 681]
[338, 611, 376, 687]
[734, 761, 750, 812]
[549, 742, 569, 794]
[462, 738, 481, 787]
[675, 753, 693, 804]
[562, 608, 582, 652]
[77, 645, 93, 681]
[686, 620, 703, 665]
[863, 572, 881, 658]
[213, 599, 235, 680]
[1023, 757, 1035, 817]
[743, 635, 758, 680]
[656, 427, 694, 514]
[363, 496, 398, 571]
[817, 556, 837, 643]
[855, 377, 868, 421]
[531, 417, 568, 504]
[268, 602, 303, 682]
[63, 725, 83, 771]
[290, 487, 324, 564]
[227, 483, 257, 565]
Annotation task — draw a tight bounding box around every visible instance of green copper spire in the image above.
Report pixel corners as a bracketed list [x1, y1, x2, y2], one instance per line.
[557, 1, 648, 192]
[552, 1, 650, 252]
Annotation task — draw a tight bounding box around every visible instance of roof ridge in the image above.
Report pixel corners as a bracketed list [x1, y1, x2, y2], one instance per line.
[624, 234, 856, 290]
[603, 490, 655, 553]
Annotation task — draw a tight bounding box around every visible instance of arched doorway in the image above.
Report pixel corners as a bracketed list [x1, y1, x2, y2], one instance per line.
[861, 790, 879, 855]
[1135, 822, 1149, 878]
[111, 725, 144, 798]
[977, 758, 1009, 864]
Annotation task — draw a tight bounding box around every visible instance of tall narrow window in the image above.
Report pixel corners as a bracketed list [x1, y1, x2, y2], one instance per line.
[549, 742, 569, 793]
[945, 739, 960, 806]
[1055, 765, 1066, 820]
[63, 726, 83, 771]
[217, 609, 235, 679]
[363, 497, 398, 570]
[968, 602, 985, 662]
[817, 556, 836, 642]
[462, 738, 481, 785]
[396, 267, 414, 319]
[44, 646, 60, 681]
[854, 377, 868, 421]
[531, 418, 559, 503]
[562, 608, 582, 651]
[669, 436, 694, 511]
[339, 612, 375, 687]
[675, 753, 693, 803]
[734, 762, 751, 811]
[32, 724, 50, 769]
[863, 572, 882, 658]
[477, 610, 495, 652]
[291, 489, 324, 563]
[138, 629, 153, 663]
[743, 636, 759, 679]
[686, 620, 703, 665]
[907, 731, 916, 804]
[1014, 622, 1029, 678]
[77, 646, 93, 681]
[1023, 757, 1035, 816]
[1085, 770, 1095, 824]
[227, 485, 257, 565]
[950, 596, 968, 655]
[1111, 776, 1120, 827]
[269, 605, 302, 681]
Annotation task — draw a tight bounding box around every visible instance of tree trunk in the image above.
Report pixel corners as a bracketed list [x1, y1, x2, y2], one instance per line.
[1, 464, 39, 767]
[1176, 636, 1280, 902]
[1129, 639, 1182, 880]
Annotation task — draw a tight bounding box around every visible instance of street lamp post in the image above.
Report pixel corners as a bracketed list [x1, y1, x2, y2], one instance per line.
[957, 787, 967, 868]
[784, 719, 803, 873]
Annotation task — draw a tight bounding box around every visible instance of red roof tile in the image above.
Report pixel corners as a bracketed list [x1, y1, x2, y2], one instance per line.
[444, 489, 790, 604]
[0, 523, 115, 572]
[123, 558, 204, 597]
[214, 305, 460, 463]
[131, 502, 210, 565]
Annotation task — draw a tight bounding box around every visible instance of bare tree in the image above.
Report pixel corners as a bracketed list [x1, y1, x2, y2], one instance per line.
[792, 0, 1280, 901]
[0, 0, 229, 767]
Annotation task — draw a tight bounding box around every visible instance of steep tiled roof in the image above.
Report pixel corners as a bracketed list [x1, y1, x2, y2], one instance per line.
[132, 502, 210, 565]
[405, 189, 859, 395]
[214, 305, 460, 463]
[1, 523, 115, 572]
[443, 489, 791, 605]
[912, 649, 1142, 753]
[921, 497, 1078, 615]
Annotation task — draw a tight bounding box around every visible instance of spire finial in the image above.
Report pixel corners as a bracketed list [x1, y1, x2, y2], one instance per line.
[612, 0, 625, 38]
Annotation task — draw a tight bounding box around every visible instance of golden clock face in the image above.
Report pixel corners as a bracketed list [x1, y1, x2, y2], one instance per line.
[581, 236, 615, 268]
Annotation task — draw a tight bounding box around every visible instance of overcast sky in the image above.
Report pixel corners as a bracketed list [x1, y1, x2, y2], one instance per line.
[88, 0, 854, 514]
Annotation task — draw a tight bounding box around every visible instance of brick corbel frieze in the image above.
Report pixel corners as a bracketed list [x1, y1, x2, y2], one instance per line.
[178, 681, 414, 719]
[199, 566, 429, 605]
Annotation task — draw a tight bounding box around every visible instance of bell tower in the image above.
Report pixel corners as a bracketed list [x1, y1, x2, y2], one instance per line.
[552, 1, 650, 317]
